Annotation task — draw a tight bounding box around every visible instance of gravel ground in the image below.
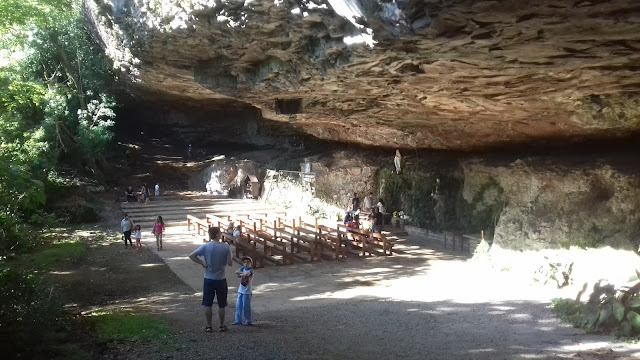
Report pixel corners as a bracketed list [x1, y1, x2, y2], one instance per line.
[58, 199, 640, 360]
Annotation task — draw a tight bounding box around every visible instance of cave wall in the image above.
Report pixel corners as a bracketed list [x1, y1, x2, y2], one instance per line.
[117, 100, 309, 148]
[462, 158, 640, 251]
[255, 148, 640, 251]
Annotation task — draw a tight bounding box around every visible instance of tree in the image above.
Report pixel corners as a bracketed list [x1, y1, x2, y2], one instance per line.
[0, 0, 117, 251]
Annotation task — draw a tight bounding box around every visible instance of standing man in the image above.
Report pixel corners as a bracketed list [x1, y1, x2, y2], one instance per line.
[372, 207, 384, 234]
[189, 226, 233, 332]
[363, 192, 374, 215]
[120, 213, 134, 248]
[351, 193, 361, 224]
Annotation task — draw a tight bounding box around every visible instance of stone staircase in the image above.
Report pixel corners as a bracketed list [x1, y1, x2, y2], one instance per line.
[119, 192, 276, 230]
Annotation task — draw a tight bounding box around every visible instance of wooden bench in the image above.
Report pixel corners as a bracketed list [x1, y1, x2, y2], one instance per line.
[336, 223, 395, 256]
[263, 222, 321, 262]
[245, 225, 294, 266]
[232, 234, 265, 269]
[205, 213, 226, 229]
[316, 225, 347, 259]
[186, 215, 209, 242]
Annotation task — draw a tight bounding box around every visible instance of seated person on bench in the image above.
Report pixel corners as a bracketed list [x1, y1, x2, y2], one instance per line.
[343, 210, 352, 226]
[125, 186, 137, 203]
[226, 222, 235, 236]
[232, 225, 241, 239]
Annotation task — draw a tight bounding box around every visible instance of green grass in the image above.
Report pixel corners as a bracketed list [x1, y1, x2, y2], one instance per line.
[28, 240, 86, 269]
[87, 312, 174, 343]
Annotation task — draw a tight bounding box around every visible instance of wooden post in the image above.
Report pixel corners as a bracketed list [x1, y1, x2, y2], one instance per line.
[273, 220, 277, 239]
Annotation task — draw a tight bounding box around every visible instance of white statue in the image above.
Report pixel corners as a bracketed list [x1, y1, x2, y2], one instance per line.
[394, 150, 402, 174]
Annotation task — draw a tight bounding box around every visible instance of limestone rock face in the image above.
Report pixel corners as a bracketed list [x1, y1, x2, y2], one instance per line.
[191, 159, 262, 196]
[86, 0, 640, 150]
[462, 159, 640, 250]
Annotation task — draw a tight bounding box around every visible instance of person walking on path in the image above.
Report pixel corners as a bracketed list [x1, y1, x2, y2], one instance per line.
[134, 225, 142, 251]
[188, 226, 233, 332]
[121, 214, 134, 248]
[233, 257, 254, 326]
[152, 216, 165, 251]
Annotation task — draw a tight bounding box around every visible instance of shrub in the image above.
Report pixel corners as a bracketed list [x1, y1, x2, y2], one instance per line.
[51, 196, 98, 223]
[552, 278, 640, 337]
[0, 268, 68, 357]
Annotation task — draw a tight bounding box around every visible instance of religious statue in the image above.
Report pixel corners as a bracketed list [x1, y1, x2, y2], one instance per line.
[394, 150, 402, 174]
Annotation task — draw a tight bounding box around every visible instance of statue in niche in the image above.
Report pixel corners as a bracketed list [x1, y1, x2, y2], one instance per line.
[394, 150, 402, 174]
[431, 178, 445, 228]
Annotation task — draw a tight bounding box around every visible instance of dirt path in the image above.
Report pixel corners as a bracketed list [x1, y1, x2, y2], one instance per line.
[50, 199, 640, 360]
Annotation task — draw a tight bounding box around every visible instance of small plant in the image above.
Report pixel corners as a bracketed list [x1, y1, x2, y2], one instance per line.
[533, 260, 574, 288]
[551, 298, 586, 328]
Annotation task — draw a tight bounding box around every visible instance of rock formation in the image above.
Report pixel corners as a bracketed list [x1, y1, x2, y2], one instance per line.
[86, 0, 640, 151]
[462, 158, 640, 250]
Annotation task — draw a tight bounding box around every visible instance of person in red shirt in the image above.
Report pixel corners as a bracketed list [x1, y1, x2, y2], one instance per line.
[152, 216, 165, 251]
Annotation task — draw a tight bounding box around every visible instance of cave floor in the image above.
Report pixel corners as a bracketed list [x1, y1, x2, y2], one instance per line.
[47, 197, 640, 360]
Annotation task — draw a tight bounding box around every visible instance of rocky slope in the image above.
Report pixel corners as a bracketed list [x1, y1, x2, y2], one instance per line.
[87, 0, 640, 151]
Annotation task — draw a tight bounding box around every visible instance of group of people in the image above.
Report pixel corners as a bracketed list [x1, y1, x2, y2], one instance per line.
[125, 183, 160, 203]
[344, 192, 386, 234]
[120, 214, 166, 251]
[189, 226, 254, 332]
[225, 222, 242, 242]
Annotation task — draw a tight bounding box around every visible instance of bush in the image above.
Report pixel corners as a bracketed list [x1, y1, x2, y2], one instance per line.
[51, 196, 98, 223]
[0, 268, 68, 357]
[552, 279, 640, 337]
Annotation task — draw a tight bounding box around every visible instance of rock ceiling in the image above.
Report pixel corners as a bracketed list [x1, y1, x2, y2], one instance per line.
[86, 0, 640, 150]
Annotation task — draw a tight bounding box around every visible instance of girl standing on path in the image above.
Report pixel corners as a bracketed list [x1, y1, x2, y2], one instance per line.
[233, 257, 254, 326]
[134, 225, 142, 251]
[152, 216, 165, 251]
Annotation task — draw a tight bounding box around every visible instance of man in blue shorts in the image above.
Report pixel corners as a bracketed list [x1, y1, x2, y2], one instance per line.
[189, 226, 233, 332]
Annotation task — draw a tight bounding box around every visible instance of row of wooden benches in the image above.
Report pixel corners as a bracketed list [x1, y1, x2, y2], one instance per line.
[186, 212, 396, 268]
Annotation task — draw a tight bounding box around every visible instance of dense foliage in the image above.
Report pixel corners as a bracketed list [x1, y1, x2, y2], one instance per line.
[0, 0, 116, 252]
[0, 268, 68, 356]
